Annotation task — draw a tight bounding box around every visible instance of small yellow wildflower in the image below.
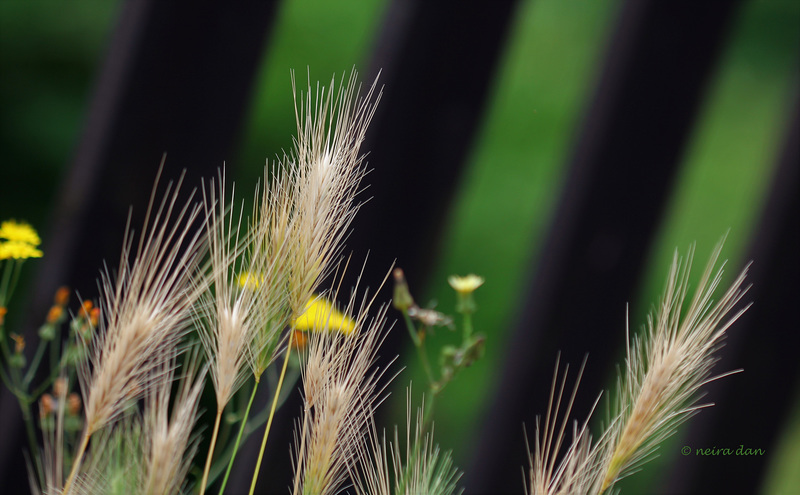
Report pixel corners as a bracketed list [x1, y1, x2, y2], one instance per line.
[448, 274, 485, 295]
[0, 240, 43, 260]
[293, 297, 355, 335]
[0, 220, 41, 246]
[237, 272, 264, 290]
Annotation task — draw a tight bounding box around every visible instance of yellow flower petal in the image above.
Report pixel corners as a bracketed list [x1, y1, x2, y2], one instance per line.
[0, 220, 41, 246]
[0, 240, 43, 260]
[448, 274, 484, 295]
[293, 297, 355, 335]
[237, 271, 263, 290]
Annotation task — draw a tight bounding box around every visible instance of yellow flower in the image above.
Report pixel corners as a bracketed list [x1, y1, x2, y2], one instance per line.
[293, 297, 355, 335]
[0, 220, 41, 246]
[448, 274, 485, 295]
[0, 240, 43, 260]
[237, 271, 263, 290]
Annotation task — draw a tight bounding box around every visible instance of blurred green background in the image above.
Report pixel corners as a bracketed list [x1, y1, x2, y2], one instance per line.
[1, 0, 798, 493]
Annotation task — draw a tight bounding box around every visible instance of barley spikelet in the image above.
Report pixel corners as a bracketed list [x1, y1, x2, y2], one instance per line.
[77, 416, 145, 495]
[599, 240, 750, 490]
[355, 389, 462, 495]
[523, 241, 749, 494]
[292, 282, 393, 495]
[140, 351, 207, 495]
[79, 172, 205, 436]
[249, 158, 296, 377]
[285, 69, 382, 318]
[525, 358, 604, 495]
[197, 169, 284, 407]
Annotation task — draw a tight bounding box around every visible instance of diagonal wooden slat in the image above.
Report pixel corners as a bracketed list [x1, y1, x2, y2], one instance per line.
[0, 1, 278, 490]
[464, 1, 743, 492]
[229, 1, 523, 492]
[663, 95, 800, 494]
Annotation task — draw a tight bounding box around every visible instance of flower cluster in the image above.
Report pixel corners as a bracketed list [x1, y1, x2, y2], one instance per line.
[0, 220, 43, 260]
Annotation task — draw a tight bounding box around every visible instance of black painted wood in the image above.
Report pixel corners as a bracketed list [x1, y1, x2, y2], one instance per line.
[234, 1, 523, 493]
[0, 1, 278, 491]
[663, 96, 800, 495]
[464, 1, 743, 493]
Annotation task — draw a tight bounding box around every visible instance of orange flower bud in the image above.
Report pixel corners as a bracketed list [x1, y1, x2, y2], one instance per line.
[67, 393, 81, 415]
[292, 329, 308, 349]
[47, 305, 63, 323]
[90, 307, 100, 327]
[10, 333, 25, 353]
[80, 300, 93, 318]
[40, 394, 54, 418]
[55, 286, 70, 306]
[53, 377, 67, 397]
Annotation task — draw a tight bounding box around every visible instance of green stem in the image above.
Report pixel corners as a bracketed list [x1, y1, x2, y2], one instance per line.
[23, 338, 48, 386]
[200, 409, 223, 495]
[19, 399, 39, 459]
[402, 311, 436, 386]
[1, 260, 24, 307]
[249, 332, 293, 495]
[204, 367, 301, 488]
[0, 362, 15, 392]
[402, 311, 420, 346]
[63, 427, 90, 495]
[0, 260, 15, 304]
[291, 407, 310, 495]
[218, 379, 259, 495]
[421, 389, 437, 437]
[462, 311, 473, 342]
[30, 372, 58, 402]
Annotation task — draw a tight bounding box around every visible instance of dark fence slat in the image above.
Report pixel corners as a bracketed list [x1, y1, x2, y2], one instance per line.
[0, 1, 278, 490]
[232, 1, 523, 492]
[663, 95, 800, 494]
[464, 1, 742, 493]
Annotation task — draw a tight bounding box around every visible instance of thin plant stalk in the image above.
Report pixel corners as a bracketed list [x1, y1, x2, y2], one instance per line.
[200, 410, 223, 495]
[249, 332, 294, 495]
[63, 426, 90, 494]
[291, 403, 310, 495]
[217, 379, 259, 494]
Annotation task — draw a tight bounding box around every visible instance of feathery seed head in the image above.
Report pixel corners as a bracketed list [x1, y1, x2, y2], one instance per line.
[79, 171, 205, 436]
[354, 389, 463, 495]
[197, 170, 277, 405]
[293, 277, 393, 495]
[522, 240, 749, 494]
[141, 351, 207, 495]
[284, 69, 381, 318]
[599, 240, 750, 491]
